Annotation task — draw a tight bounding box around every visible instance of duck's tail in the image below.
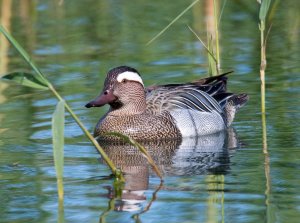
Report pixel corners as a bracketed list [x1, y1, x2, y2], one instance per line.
[192, 71, 233, 86]
[224, 93, 249, 127]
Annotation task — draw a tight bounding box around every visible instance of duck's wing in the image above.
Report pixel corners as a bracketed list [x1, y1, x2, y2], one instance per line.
[146, 71, 229, 95]
[167, 88, 223, 113]
[145, 72, 229, 114]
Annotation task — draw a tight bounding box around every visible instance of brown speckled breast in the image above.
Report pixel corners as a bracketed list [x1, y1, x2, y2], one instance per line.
[94, 112, 182, 141]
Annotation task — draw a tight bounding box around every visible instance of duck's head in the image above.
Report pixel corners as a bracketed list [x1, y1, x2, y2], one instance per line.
[85, 66, 145, 110]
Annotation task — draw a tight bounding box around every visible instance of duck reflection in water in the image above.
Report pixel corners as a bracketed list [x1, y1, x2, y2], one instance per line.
[98, 128, 240, 212]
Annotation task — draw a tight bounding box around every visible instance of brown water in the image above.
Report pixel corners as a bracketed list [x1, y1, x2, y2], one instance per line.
[0, 1, 300, 222]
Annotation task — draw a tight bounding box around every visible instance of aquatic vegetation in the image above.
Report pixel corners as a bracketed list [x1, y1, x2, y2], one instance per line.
[0, 26, 165, 199]
[258, 0, 273, 221]
[52, 100, 65, 200]
[147, 0, 226, 75]
[147, 0, 200, 45]
[0, 2, 284, 221]
[0, 25, 124, 197]
[259, 0, 271, 115]
[258, 0, 271, 152]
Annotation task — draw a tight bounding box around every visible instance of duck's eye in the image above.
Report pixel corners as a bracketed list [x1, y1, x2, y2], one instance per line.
[122, 79, 127, 83]
[104, 90, 108, 95]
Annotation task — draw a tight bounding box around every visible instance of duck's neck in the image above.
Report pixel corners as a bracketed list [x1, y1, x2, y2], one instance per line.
[109, 90, 146, 116]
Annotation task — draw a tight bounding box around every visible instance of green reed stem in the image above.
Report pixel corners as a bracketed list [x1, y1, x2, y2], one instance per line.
[0, 25, 123, 181]
[259, 1, 273, 221]
[260, 21, 266, 115]
[58, 198, 64, 223]
[188, 25, 217, 64]
[259, 0, 271, 115]
[259, 0, 271, 150]
[48, 84, 120, 176]
[0, 26, 47, 85]
[147, 0, 199, 45]
[213, 0, 220, 73]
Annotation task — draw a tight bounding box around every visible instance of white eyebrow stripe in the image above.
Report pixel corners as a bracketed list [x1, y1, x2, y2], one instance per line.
[117, 71, 144, 86]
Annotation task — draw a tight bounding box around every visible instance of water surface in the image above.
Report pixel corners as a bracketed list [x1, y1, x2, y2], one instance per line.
[0, 1, 299, 222]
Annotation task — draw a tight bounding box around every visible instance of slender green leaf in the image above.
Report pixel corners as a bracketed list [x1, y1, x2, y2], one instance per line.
[1, 72, 49, 90]
[0, 25, 49, 86]
[218, 0, 227, 24]
[213, 0, 220, 73]
[1, 25, 122, 181]
[208, 35, 218, 76]
[188, 26, 217, 63]
[147, 0, 199, 45]
[52, 100, 65, 200]
[259, 0, 271, 21]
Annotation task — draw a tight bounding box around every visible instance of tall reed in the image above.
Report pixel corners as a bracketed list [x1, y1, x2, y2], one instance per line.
[0, 26, 163, 194]
[147, 0, 200, 45]
[258, 1, 275, 222]
[52, 100, 65, 200]
[0, 25, 125, 191]
[213, 0, 220, 73]
[259, 0, 271, 116]
[259, 0, 270, 151]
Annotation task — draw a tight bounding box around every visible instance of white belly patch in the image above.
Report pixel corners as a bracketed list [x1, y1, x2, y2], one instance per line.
[170, 110, 225, 137]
